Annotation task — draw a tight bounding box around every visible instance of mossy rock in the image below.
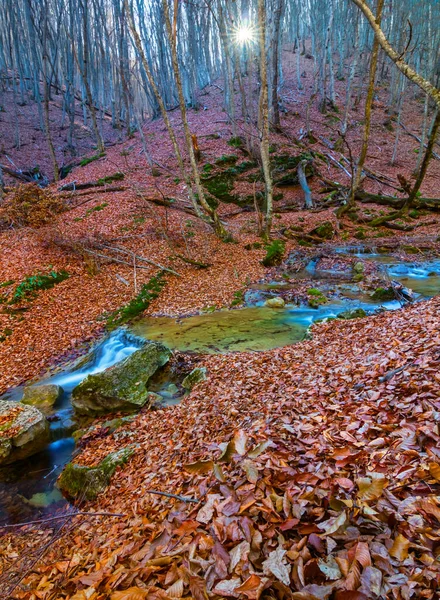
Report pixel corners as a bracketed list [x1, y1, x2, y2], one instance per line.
[21, 384, 63, 414]
[262, 240, 286, 267]
[352, 262, 365, 274]
[337, 308, 367, 320]
[310, 221, 335, 240]
[0, 401, 50, 465]
[182, 367, 207, 391]
[307, 288, 327, 308]
[371, 287, 395, 301]
[71, 342, 172, 415]
[201, 171, 237, 204]
[58, 446, 134, 500]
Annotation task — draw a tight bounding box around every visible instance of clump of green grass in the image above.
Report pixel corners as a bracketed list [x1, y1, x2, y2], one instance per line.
[79, 152, 106, 167]
[106, 272, 166, 329]
[262, 240, 285, 267]
[230, 289, 245, 307]
[11, 270, 69, 303]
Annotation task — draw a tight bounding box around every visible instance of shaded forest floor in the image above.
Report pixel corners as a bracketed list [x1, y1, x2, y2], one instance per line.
[1, 54, 440, 598]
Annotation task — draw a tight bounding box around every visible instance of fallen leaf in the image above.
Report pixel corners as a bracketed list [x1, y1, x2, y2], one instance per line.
[262, 546, 291, 586]
[389, 534, 410, 561]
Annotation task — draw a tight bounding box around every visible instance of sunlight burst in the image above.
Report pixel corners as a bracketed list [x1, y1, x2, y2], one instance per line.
[233, 25, 256, 46]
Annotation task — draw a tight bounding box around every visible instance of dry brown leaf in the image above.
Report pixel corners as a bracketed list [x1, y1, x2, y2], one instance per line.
[356, 472, 386, 501]
[389, 534, 410, 561]
[428, 462, 440, 481]
[183, 459, 214, 474]
[110, 588, 149, 600]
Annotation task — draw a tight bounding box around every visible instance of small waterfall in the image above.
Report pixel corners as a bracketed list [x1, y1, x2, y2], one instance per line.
[49, 330, 144, 393]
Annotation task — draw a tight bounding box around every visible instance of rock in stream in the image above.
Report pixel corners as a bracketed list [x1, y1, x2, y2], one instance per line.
[0, 401, 50, 466]
[71, 341, 171, 415]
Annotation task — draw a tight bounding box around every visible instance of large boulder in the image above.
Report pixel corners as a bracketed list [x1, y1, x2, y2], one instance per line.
[71, 341, 172, 415]
[21, 384, 63, 414]
[0, 401, 50, 466]
[58, 446, 134, 500]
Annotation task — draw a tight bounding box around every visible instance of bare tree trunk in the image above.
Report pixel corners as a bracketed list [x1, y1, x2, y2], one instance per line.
[42, 0, 59, 181]
[351, 0, 440, 108]
[271, 0, 284, 127]
[161, 0, 227, 239]
[338, 0, 384, 218]
[258, 0, 273, 239]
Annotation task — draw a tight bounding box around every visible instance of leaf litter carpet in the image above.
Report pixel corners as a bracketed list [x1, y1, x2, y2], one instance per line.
[1, 294, 440, 599]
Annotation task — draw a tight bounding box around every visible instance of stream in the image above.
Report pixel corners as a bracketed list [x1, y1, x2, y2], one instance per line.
[1, 250, 440, 525]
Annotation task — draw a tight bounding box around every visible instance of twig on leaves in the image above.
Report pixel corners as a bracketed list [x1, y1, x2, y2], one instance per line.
[0, 511, 126, 530]
[145, 490, 198, 503]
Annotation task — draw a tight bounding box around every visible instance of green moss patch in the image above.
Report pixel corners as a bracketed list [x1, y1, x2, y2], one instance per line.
[271, 152, 314, 186]
[107, 272, 166, 329]
[97, 172, 124, 185]
[79, 152, 106, 167]
[262, 240, 286, 267]
[11, 270, 69, 304]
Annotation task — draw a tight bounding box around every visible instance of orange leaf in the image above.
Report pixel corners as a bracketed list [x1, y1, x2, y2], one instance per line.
[111, 588, 149, 600]
[389, 534, 410, 561]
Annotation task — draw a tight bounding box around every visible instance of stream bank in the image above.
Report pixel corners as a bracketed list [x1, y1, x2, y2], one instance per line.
[1, 246, 439, 525]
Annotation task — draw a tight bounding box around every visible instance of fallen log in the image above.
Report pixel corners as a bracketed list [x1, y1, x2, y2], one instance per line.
[0, 163, 49, 187]
[59, 186, 126, 200]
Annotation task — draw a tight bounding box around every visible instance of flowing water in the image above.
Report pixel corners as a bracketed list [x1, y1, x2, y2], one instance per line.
[1, 251, 440, 524]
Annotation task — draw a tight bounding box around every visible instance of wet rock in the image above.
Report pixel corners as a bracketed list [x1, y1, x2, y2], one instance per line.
[337, 308, 367, 320]
[58, 446, 134, 500]
[0, 400, 50, 466]
[21, 384, 63, 414]
[264, 297, 285, 308]
[352, 262, 365, 274]
[371, 287, 395, 301]
[146, 392, 166, 408]
[307, 288, 327, 308]
[182, 367, 207, 391]
[71, 341, 171, 415]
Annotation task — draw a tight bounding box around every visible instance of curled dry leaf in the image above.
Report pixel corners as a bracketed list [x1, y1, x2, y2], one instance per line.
[166, 578, 184, 598]
[212, 578, 242, 598]
[235, 573, 268, 600]
[428, 462, 440, 481]
[196, 493, 222, 524]
[317, 511, 346, 536]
